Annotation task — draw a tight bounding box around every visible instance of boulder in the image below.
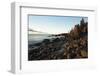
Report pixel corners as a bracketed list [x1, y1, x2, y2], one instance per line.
[42, 39, 50, 44]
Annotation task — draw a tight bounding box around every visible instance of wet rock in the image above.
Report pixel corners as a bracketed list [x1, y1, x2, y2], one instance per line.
[42, 39, 50, 44]
[52, 38, 60, 42]
[34, 43, 41, 46]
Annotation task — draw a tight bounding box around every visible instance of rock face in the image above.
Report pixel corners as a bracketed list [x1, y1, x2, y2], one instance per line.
[28, 18, 88, 60]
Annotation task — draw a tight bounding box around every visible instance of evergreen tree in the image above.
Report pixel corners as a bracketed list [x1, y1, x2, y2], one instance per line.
[80, 18, 85, 25]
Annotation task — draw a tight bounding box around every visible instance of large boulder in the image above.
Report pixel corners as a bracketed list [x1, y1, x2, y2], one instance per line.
[52, 38, 60, 42]
[42, 39, 50, 44]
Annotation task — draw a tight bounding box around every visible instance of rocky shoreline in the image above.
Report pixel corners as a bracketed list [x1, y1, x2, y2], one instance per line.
[28, 18, 88, 60]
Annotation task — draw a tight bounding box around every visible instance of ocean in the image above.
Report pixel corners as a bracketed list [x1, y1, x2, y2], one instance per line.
[28, 34, 54, 45]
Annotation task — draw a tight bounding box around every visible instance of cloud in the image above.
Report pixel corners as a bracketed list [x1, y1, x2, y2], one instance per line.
[28, 28, 37, 32]
[28, 28, 48, 34]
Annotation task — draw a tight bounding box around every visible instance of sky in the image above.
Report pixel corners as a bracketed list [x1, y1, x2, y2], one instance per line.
[29, 15, 88, 34]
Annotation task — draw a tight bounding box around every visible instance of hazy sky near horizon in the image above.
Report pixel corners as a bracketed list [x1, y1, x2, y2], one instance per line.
[29, 15, 88, 34]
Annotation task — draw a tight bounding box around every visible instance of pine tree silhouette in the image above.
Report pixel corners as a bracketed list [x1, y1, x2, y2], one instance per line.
[80, 18, 85, 25]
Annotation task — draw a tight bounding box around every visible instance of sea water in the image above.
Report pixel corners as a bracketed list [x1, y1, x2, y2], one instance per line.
[28, 34, 53, 45]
